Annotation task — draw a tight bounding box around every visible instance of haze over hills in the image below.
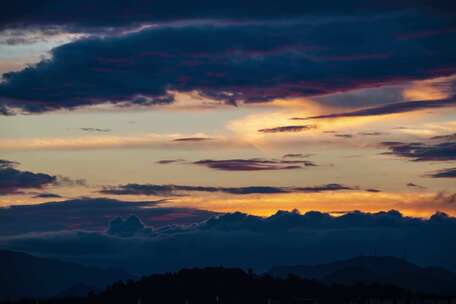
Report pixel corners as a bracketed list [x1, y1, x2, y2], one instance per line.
[3, 250, 456, 302]
[269, 256, 456, 295]
[0, 250, 132, 301]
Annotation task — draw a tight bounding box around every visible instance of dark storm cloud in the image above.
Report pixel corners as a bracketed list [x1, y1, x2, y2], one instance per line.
[258, 125, 316, 133]
[1, 8, 456, 113]
[193, 158, 316, 171]
[429, 167, 456, 178]
[3, 209, 456, 274]
[100, 183, 354, 196]
[0, 159, 57, 195]
[0, 197, 216, 236]
[3, 1, 455, 31]
[382, 141, 456, 161]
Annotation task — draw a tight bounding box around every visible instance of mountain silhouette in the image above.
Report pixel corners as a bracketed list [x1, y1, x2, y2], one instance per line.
[0, 250, 132, 301]
[269, 256, 456, 295]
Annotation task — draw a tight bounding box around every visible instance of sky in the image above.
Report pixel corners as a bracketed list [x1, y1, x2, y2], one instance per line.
[0, 0, 456, 272]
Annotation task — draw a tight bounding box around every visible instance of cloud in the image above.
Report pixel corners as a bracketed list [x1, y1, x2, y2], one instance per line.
[3, 209, 456, 274]
[282, 153, 313, 158]
[32, 192, 63, 198]
[2, 1, 455, 32]
[80, 128, 111, 132]
[107, 215, 150, 237]
[0, 159, 57, 194]
[429, 167, 456, 178]
[258, 125, 316, 133]
[156, 159, 186, 164]
[100, 183, 354, 196]
[0, 197, 216, 236]
[192, 158, 317, 171]
[382, 141, 456, 161]
[297, 97, 456, 120]
[173, 137, 213, 142]
[431, 133, 456, 141]
[334, 134, 353, 138]
[1, 9, 456, 114]
[359, 132, 384, 136]
[406, 183, 426, 189]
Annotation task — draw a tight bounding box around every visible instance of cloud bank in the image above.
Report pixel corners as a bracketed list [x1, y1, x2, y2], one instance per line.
[3, 209, 456, 274]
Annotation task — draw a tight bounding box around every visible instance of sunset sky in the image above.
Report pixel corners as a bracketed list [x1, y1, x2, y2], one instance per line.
[1, 1, 455, 220]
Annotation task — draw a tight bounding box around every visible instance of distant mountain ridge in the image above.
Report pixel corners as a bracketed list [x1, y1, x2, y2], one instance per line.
[0, 250, 132, 301]
[269, 256, 456, 295]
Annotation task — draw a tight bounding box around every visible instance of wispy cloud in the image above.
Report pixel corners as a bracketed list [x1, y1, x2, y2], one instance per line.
[0, 159, 56, 195]
[192, 158, 317, 171]
[258, 125, 316, 133]
[429, 167, 456, 178]
[100, 183, 354, 196]
[382, 141, 456, 161]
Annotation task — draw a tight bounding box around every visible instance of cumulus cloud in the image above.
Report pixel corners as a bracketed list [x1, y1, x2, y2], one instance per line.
[1, 8, 456, 113]
[3, 209, 456, 274]
[0, 197, 216, 236]
[107, 215, 150, 237]
[0, 159, 57, 194]
[100, 183, 354, 196]
[192, 158, 317, 171]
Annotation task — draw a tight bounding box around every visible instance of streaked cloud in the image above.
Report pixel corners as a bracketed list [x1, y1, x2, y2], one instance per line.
[0, 159, 56, 194]
[429, 167, 456, 178]
[300, 98, 456, 120]
[100, 183, 354, 196]
[382, 141, 456, 161]
[258, 125, 316, 133]
[192, 158, 317, 171]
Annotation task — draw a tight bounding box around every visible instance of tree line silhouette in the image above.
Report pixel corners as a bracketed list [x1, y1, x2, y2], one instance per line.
[3, 267, 455, 304]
